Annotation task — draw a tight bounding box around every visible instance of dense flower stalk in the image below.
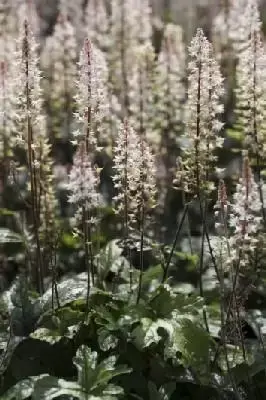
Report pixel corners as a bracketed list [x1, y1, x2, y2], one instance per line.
[110, 0, 152, 50]
[68, 140, 102, 298]
[15, 18, 46, 147]
[41, 13, 77, 138]
[215, 180, 230, 237]
[112, 118, 156, 298]
[0, 0, 17, 47]
[228, 154, 262, 270]
[18, 0, 40, 37]
[74, 38, 110, 149]
[14, 16, 52, 293]
[153, 24, 186, 151]
[213, 0, 260, 55]
[112, 119, 157, 231]
[128, 43, 156, 144]
[85, 0, 109, 50]
[217, 155, 262, 344]
[234, 0, 266, 157]
[68, 141, 101, 218]
[59, 0, 84, 43]
[109, 0, 153, 115]
[136, 138, 157, 216]
[131, 0, 152, 45]
[213, 158, 262, 287]
[0, 60, 17, 159]
[212, 179, 232, 275]
[176, 28, 224, 196]
[0, 0, 17, 100]
[112, 120, 140, 228]
[233, 0, 261, 52]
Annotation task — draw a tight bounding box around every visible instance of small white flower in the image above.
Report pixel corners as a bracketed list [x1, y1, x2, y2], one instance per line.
[68, 141, 102, 225]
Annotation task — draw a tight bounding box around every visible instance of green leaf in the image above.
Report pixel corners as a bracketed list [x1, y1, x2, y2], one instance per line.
[34, 306, 84, 343]
[0, 378, 35, 400]
[0, 208, 15, 216]
[61, 232, 81, 248]
[95, 240, 131, 288]
[94, 357, 131, 388]
[148, 382, 176, 400]
[141, 265, 164, 286]
[33, 375, 81, 400]
[97, 328, 119, 351]
[6, 345, 130, 400]
[226, 128, 244, 141]
[73, 345, 131, 396]
[41, 273, 89, 310]
[142, 318, 173, 348]
[166, 317, 211, 375]
[74, 345, 98, 390]
[149, 284, 203, 318]
[30, 328, 63, 344]
[102, 384, 124, 396]
[149, 285, 179, 317]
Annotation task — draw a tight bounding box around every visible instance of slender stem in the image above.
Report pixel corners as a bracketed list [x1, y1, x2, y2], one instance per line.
[83, 207, 91, 308]
[198, 198, 209, 332]
[212, 245, 244, 367]
[136, 207, 145, 304]
[182, 191, 193, 254]
[162, 204, 189, 282]
[24, 21, 44, 294]
[51, 243, 60, 309]
[194, 46, 209, 330]
[123, 122, 132, 292]
[220, 274, 242, 400]
[136, 128, 146, 303]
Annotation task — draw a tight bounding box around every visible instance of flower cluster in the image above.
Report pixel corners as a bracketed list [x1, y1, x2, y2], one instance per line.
[234, 0, 266, 157]
[41, 13, 77, 138]
[112, 120, 157, 231]
[112, 120, 141, 222]
[228, 154, 262, 269]
[214, 154, 262, 273]
[109, 0, 153, 113]
[176, 28, 224, 196]
[0, 0, 17, 53]
[213, 0, 260, 55]
[74, 39, 109, 149]
[153, 23, 186, 149]
[68, 140, 102, 226]
[0, 60, 17, 157]
[59, 0, 84, 43]
[128, 43, 156, 144]
[18, 0, 40, 37]
[85, 0, 109, 51]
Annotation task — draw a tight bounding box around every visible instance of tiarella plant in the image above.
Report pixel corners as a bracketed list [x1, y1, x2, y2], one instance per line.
[68, 140, 102, 302]
[14, 16, 51, 294]
[176, 28, 224, 196]
[0, 0, 266, 399]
